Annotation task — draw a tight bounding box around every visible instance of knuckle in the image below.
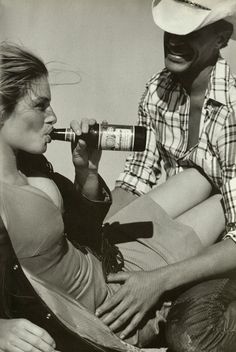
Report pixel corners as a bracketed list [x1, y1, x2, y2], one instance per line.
[131, 297, 138, 307]
[32, 335, 41, 345]
[131, 319, 139, 328]
[117, 316, 126, 325]
[109, 311, 117, 319]
[37, 329, 45, 338]
[23, 344, 34, 352]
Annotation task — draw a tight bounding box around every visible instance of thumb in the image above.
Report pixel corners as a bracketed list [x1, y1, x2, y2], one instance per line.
[106, 271, 129, 283]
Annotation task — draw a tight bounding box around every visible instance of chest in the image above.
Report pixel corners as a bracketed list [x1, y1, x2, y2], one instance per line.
[154, 91, 225, 159]
[187, 93, 205, 149]
[27, 177, 64, 211]
[0, 182, 65, 258]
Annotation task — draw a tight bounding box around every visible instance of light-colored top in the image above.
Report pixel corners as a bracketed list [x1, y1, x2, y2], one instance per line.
[116, 57, 236, 240]
[0, 177, 203, 347]
[0, 180, 108, 312]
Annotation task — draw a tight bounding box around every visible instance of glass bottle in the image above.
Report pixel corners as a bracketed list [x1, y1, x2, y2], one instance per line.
[50, 123, 146, 151]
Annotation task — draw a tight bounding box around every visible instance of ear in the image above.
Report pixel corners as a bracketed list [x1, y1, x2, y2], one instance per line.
[0, 115, 4, 128]
[0, 108, 7, 127]
[216, 29, 233, 49]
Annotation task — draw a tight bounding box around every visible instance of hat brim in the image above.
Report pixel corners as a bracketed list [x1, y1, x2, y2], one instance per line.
[152, 0, 236, 40]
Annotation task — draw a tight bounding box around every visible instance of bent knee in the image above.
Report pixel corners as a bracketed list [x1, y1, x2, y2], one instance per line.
[166, 279, 236, 352]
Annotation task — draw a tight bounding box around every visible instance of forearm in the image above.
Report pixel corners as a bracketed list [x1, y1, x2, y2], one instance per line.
[74, 169, 102, 201]
[161, 239, 236, 293]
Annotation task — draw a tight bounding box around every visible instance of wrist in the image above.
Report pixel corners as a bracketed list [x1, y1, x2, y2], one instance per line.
[75, 169, 102, 200]
[156, 266, 175, 293]
[75, 168, 98, 188]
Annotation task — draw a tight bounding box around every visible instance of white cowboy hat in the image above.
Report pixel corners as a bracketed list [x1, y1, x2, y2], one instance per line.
[152, 0, 236, 40]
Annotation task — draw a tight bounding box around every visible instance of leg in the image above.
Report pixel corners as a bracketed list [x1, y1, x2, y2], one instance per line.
[107, 188, 137, 219]
[176, 193, 225, 246]
[166, 278, 236, 352]
[108, 168, 212, 221]
[148, 168, 212, 219]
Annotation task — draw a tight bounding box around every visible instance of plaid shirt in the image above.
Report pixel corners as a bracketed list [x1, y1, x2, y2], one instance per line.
[116, 57, 236, 240]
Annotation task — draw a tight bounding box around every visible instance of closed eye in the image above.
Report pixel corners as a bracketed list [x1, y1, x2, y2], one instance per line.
[35, 102, 49, 111]
[33, 97, 50, 111]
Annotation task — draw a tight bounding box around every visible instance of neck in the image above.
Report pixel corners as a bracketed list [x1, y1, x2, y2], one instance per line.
[177, 64, 215, 96]
[0, 140, 23, 184]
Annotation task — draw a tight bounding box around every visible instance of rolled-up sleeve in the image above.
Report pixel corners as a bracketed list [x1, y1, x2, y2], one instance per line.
[218, 109, 236, 242]
[116, 83, 163, 195]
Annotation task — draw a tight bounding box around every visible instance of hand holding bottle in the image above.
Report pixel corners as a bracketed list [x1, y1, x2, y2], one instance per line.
[70, 119, 102, 171]
[70, 119, 102, 200]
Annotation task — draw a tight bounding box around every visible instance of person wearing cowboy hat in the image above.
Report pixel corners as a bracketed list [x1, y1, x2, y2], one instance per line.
[96, 1, 236, 350]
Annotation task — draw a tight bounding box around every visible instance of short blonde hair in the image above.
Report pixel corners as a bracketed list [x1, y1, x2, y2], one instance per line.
[0, 42, 48, 116]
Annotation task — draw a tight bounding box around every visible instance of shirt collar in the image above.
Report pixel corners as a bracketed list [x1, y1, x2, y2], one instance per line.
[208, 57, 235, 106]
[167, 57, 235, 106]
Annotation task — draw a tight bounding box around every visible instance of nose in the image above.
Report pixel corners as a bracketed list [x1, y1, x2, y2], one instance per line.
[165, 32, 186, 46]
[45, 106, 57, 125]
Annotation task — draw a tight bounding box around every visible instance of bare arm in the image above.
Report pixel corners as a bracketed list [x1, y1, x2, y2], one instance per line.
[70, 119, 102, 201]
[96, 239, 236, 339]
[163, 238, 236, 291]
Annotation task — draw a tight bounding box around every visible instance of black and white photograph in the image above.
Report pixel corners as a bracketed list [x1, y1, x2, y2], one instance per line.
[0, 1, 236, 351]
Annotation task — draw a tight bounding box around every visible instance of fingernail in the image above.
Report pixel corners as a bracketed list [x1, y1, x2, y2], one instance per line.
[120, 334, 125, 340]
[76, 129, 81, 135]
[95, 310, 99, 316]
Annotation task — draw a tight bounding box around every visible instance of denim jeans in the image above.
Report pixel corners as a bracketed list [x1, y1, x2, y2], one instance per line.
[166, 278, 236, 352]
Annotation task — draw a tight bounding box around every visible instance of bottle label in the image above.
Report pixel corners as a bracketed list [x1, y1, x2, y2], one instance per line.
[98, 125, 134, 151]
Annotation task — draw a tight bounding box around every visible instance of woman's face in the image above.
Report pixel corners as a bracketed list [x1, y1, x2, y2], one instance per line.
[0, 75, 57, 154]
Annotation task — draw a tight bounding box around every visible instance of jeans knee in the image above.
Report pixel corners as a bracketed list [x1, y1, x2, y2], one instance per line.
[166, 279, 236, 352]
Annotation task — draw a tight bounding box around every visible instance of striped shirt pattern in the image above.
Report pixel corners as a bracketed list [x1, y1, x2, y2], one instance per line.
[116, 58, 236, 240]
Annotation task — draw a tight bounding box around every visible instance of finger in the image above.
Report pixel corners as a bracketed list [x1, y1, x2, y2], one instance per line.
[100, 298, 132, 326]
[12, 338, 51, 352]
[119, 313, 143, 340]
[74, 138, 87, 152]
[70, 120, 82, 135]
[107, 305, 138, 331]
[96, 290, 125, 317]
[22, 320, 55, 347]
[106, 272, 129, 283]
[1, 345, 23, 352]
[88, 119, 97, 126]
[81, 118, 90, 134]
[17, 330, 55, 352]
